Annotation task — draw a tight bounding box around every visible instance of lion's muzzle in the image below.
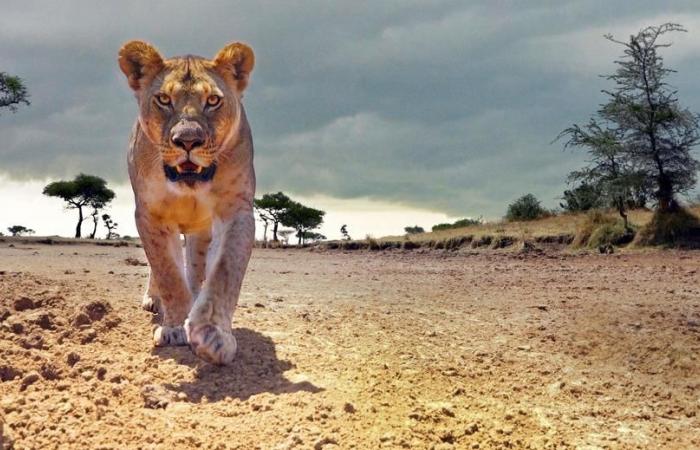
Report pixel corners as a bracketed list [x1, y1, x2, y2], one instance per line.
[170, 119, 206, 151]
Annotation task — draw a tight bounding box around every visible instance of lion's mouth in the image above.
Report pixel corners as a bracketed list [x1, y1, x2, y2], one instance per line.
[163, 161, 217, 183]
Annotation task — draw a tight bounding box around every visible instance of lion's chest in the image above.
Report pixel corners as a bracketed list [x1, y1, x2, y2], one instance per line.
[144, 188, 214, 234]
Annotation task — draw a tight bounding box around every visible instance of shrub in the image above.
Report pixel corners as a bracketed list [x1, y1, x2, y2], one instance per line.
[431, 217, 482, 232]
[572, 210, 634, 248]
[588, 221, 633, 248]
[404, 226, 425, 235]
[506, 194, 548, 222]
[365, 235, 381, 251]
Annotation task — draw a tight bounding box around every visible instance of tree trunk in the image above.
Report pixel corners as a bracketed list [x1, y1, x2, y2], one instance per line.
[75, 206, 83, 238]
[90, 211, 99, 239]
[297, 230, 302, 246]
[657, 174, 677, 212]
[272, 221, 279, 242]
[262, 221, 268, 245]
[616, 197, 630, 232]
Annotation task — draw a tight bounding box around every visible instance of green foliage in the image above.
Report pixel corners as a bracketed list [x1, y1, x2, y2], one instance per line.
[560, 183, 602, 212]
[0, 72, 30, 113]
[431, 217, 482, 232]
[280, 202, 325, 245]
[7, 225, 34, 236]
[301, 231, 326, 242]
[43, 174, 115, 238]
[404, 226, 425, 235]
[506, 194, 548, 222]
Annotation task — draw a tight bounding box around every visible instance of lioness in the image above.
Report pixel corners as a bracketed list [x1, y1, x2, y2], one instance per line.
[118, 41, 255, 365]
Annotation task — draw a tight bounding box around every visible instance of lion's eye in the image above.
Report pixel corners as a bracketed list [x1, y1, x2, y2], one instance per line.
[206, 95, 221, 107]
[155, 93, 171, 106]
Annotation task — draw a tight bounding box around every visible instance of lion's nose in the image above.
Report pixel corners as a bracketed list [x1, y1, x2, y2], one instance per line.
[171, 123, 205, 151]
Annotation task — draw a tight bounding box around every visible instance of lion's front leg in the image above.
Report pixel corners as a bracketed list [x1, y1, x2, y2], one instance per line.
[142, 270, 161, 313]
[185, 210, 254, 365]
[136, 212, 191, 347]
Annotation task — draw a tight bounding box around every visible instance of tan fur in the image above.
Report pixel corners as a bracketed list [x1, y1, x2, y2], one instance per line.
[118, 40, 256, 364]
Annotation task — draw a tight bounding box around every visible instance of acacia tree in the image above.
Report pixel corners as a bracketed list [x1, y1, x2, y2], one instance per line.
[340, 224, 351, 240]
[88, 190, 115, 239]
[43, 174, 116, 238]
[602, 23, 699, 212]
[0, 72, 29, 114]
[254, 192, 294, 241]
[560, 122, 638, 230]
[280, 202, 325, 245]
[102, 214, 119, 239]
[7, 225, 34, 236]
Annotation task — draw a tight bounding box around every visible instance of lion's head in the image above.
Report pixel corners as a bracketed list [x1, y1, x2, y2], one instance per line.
[118, 41, 254, 185]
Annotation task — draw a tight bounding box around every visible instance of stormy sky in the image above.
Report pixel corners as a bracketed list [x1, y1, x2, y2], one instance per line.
[2, 1, 700, 238]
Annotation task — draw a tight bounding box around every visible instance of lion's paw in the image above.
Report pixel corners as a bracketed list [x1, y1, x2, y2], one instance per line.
[184, 321, 237, 365]
[153, 325, 188, 347]
[142, 294, 161, 314]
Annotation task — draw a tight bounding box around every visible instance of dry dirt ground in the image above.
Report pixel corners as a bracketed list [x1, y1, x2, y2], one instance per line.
[1, 243, 699, 449]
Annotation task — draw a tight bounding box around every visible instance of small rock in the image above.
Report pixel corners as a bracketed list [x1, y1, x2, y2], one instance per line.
[141, 384, 172, 409]
[313, 437, 338, 449]
[20, 333, 45, 350]
[0, 307, 11, 322]
[66, 352, 81, 367]
[343, 402, 356, 413]
[40, 363, 62, 381]
[83, 301, 110, 321]
[72, 312, 91, 327]
[379, 433, 394, 443]
[20, 371, 40, 391]
[465, 423, 479, 435]
[97, 367, 107, 380]
[9, 321, 24, 334]
[81, 370, 94, 381]
[29, 312, 54, 330]
[13, 297, 37, 311]
[80, 328, 98, 344]
[0, 365, 22, 382]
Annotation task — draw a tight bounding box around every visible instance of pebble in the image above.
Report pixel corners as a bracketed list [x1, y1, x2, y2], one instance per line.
[66, 352, 81, 366]
[13, 297, 37, 311]
[20, 371, 40, 391]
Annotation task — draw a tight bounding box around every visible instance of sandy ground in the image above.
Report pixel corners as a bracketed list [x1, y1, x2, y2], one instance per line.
[0, 243, 699, 449]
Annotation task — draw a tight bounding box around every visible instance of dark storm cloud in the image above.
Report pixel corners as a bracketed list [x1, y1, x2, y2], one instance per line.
[2, 1, 700, 216]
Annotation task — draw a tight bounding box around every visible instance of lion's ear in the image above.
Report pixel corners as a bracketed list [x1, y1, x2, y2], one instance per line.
[213, 42, 255, 92]
[118, 40, 164, 91]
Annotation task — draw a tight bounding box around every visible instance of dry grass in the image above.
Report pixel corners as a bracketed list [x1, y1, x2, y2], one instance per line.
[378, 205, 700, 244]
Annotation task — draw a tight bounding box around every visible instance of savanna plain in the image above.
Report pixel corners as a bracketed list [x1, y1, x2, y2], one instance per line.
[1, 240, 699, 449]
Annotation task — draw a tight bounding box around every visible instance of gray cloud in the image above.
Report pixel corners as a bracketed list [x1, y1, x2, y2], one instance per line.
[2, 0, 700, 217]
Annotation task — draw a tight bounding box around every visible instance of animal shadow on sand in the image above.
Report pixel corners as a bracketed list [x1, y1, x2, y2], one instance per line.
[152, 327, 322, 402]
